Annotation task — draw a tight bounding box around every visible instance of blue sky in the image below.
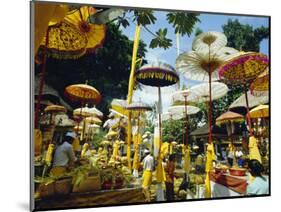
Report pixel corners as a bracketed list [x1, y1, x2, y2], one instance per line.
[120, 11, 269, 111]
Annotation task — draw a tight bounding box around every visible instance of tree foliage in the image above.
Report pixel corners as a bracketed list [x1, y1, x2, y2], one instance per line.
[222, 19, 269, 52]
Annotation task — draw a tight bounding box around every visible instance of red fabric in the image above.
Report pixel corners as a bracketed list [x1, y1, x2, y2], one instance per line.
[209, 171, 247, 194]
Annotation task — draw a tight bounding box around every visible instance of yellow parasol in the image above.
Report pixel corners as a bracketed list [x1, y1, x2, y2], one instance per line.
[216, 111, 244, 125]
[106, 130, 118, 139]
[84, 116, 102, 125]
[65, 83, 101, 104]
[250, 69, 269, 96]
[44, 104, 67, 113]
[249, 104, 269, 118]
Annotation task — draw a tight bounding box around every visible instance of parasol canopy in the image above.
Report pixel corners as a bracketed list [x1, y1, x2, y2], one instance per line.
[65, 83, 101, 104]
[73, 106, 103, 117]
[44, 104, 67, 113]
[250, 68, 269, 96]
[187, 82, 229, 103]
[161, 111, 184, 122]
[176, 38, 239, 81]
[219, 52, 269, 84]
[249, 104, 269, 118]
[135, 61, 179, 87]
[168, 105, 200, 116]
[84, 116, 102, 125]
[88, 124, 100, 129]
[192, 31, 227, 53]
[106, 130, 118, 138]
[216, 111, 244, 125]
[39, 6, 106, 59]
[229, 90, 269, 110]
[126, 101, 152, 112]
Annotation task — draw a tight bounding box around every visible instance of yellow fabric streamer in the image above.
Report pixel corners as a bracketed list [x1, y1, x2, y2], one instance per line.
[72, 137, 80, 152]
[132, 133, 142, 170]
[126, 25, 142, 170]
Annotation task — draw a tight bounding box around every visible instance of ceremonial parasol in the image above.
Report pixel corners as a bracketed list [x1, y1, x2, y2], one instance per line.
[126, 101, 152, 174]
[65, 82, 101, 139]
[216, 111, 244, 166]
[135, 61, 179, 188]
[176, 31, 238, 144]
[250, 68, 269, 96]
[249, 104, 269, 119]
[171, 89, 201, 147]
[84, 116, 102, 125]
[219, 52, 269, 134]
[34, 6, 106, 128]
[135, 61, 179, 155]
[44, 104, 67, 125]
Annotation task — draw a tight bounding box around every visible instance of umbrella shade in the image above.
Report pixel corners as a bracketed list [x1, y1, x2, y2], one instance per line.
[135, 61, 179, 87]
[161, 111, 184, 121]
[187, 82, 229, 103]
[168, 105, 200, 116]
[40, 6, 106, 59]
[74, 106, 102, 117]
[171, 89, 192, 103]
[126, 102, 152, 112]
[192, 31, 227, 53]
[64, 6, 106, 52]
[176, 47, 239, 81]
[44, 104, 66, 113]
[103, 118, 120, 129]
[100, 140, 111, 146]
[229, 90, 269, 109]
[216, 111, 244, 125]
[65, 83, 101, 104]
[250, 68, 269, 95]
[84, 116, 102, 125]
[88, 124, 100, 129]
[249, 104, 269, 118]
[219, 52, 269, 84]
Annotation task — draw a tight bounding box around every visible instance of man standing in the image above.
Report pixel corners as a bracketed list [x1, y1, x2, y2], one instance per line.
[142, 149, 154, 202]
[50, 131, 78, 177]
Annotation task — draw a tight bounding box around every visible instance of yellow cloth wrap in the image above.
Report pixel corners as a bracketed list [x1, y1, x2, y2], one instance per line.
[72, 137, 80, 152]
[183, 146, 191, 173]
[248, 136, 262, 163]
[156, 158, 166, 183]
[50, 166, 67, 177]
[126, 25, 141, 171]
[205, 172, 211, 198]
[112, 142, 119, 159]
[81, 143, 89, 159]
[133, 134, 142, 170]
[205, 143, 215, 198]
[34, 129, 42, 156]
[34, 3, 68, 53]
[45, 144, 55, 166]
[142, 170, 152, 188]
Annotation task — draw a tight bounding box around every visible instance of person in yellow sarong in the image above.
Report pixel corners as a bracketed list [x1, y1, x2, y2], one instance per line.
[142, 149, 154, 202]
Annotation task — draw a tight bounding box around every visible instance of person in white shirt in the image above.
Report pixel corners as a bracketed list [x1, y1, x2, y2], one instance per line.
[142, 149, 154, 202]
[50, 132, 78, 176]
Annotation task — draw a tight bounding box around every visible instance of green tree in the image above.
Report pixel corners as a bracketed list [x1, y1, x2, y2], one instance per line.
[222, 19, 269, 52]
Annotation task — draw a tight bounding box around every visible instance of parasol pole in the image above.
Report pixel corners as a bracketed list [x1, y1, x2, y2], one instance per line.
[158, 86, 162, 158]
[169, 113, 173, 154]
[208, 46, 213, 144]
[126, 24, 141, 171]
[184, 95, 189, 146]
[244, 85, 253, 136]
[35, 26, 51, 129]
